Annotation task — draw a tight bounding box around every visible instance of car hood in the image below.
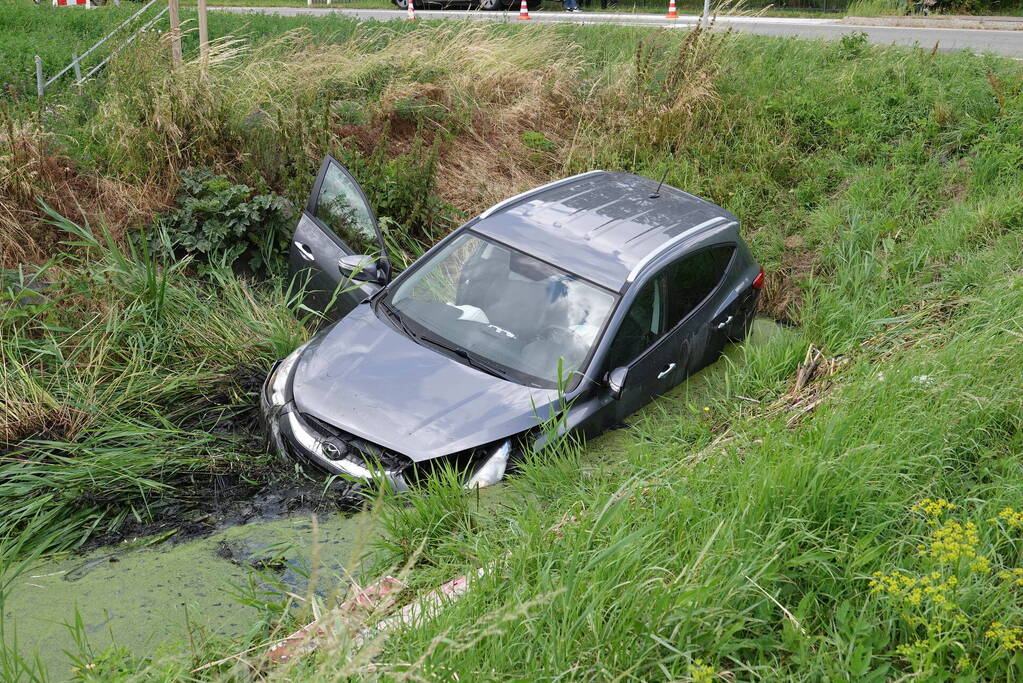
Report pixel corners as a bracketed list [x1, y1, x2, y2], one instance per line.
[291, 303, 559, 462]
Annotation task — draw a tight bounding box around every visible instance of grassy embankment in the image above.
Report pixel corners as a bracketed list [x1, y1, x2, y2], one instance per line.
[2, 5, 1023, 680]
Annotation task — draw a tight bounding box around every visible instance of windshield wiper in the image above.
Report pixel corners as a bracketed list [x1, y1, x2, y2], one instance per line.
[417, 333, 509, 380]
[377, 301, 508, 380]
[379, 300, 418, 341]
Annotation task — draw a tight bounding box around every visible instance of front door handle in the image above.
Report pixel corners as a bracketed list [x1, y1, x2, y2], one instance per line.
[716, 315, 734, 330]
[294, 241, 316, 262]
[657, 363, 676, 379]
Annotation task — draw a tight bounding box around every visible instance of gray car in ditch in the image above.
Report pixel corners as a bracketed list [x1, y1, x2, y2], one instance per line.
[261, 158, 763, 490]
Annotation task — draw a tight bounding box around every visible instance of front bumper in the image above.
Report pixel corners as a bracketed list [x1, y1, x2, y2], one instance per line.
[259, 368, 410, 493]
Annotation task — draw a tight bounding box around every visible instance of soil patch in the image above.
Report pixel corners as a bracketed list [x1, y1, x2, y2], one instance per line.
[80, 472, 365, 553]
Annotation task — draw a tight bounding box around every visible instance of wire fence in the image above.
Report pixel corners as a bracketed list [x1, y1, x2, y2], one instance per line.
[34, 0, 168, 97]
[569, 0, 847, 10]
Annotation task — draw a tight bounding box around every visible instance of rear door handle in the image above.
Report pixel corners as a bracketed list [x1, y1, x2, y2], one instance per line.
[294, 241, 316, 262]
[657, 363, 676, 379]
[716, 315, 734, 330]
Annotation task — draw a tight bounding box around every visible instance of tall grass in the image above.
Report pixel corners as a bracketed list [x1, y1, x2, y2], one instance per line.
[7, 20, 728, 275]
[88, 25, 583, 183]
[845, 0, 904, 14]
[0, 210, 306, 557]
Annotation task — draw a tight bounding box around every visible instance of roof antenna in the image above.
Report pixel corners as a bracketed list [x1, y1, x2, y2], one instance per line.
[649, 169, 669, 199]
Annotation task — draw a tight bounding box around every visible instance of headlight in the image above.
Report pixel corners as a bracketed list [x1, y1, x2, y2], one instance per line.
[268, 342, 309, 407]
[465, 440, 511, 490]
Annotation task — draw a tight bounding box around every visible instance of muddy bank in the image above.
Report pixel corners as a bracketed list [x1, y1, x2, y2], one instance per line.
[81, 472, 365, 552]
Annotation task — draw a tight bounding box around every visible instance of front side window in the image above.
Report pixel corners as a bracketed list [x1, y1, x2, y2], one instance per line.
[314, 164, 378, 255]
[604, 275, 666, 370]
[386, 233, 617, 388]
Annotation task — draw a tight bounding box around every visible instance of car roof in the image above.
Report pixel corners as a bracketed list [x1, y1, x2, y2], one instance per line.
[470, 171, 737, 291]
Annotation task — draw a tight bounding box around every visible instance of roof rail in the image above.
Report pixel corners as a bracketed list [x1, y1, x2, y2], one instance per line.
[625, 217, 731, 283]
[477, 170, 606, 220]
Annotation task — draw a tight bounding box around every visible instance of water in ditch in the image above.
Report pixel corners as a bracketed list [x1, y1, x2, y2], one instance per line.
[1, 509, 376, 679]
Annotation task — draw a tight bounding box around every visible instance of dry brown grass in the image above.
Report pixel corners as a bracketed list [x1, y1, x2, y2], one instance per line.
[0, 117, 169, 268]
[3, 22, 731, 268]
[93, 25, 586, 215]
[761, 236, 818, 323]
[375, 26, 582, 213]
[0, 356, 87, 448]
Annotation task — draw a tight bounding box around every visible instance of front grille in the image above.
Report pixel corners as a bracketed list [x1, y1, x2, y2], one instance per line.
[300, 413, 411, 472]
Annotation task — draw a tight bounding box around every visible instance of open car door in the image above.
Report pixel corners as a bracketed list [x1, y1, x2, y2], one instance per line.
[289, 156, 389, 322]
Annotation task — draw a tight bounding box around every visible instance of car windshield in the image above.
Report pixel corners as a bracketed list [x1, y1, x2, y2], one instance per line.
[385, 232, 616, 388]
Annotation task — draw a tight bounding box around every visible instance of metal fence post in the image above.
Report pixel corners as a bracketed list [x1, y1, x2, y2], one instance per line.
[35, 56, 44, 98]
[702, 0, 710, 26]
[40, 0, 168, 93]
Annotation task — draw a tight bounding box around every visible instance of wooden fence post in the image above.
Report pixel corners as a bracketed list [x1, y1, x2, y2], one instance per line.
[198, 0, 209, 63]
[168, 0, 182, 67]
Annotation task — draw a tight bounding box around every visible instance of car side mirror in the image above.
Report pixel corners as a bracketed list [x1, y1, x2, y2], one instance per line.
[606, 366, 628, 400]
[376, 258, 392, 285]
[338, 254, 389, 285]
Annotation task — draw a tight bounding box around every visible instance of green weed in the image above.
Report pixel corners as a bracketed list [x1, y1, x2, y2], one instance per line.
[149, 167, 293, 277]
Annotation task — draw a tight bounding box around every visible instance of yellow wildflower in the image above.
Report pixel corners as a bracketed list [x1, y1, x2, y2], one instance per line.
[986, 622, 1023, 651]
[895, 639, 929, 660]
[912, 498, 956, 523]
[689, 659, 716, 683]
[996, 507, 1023, 529]
[871, 570, 959, 612]
[920, 520, 985, 568]
[997, 568, 1023, 587]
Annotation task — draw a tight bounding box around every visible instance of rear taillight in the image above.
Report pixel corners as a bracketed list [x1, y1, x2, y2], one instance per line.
[751, 267, 765, 290]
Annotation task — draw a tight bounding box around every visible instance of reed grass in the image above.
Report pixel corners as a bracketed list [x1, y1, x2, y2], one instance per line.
[1, 210, 306, 558]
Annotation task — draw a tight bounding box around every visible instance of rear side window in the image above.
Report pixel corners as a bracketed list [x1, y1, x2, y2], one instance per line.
[604, 245, 734, 369]
[663, 245, 734, 327]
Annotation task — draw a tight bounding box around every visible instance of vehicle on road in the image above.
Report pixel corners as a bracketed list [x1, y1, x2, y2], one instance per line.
[261, 160, 763, 490]
[390, 0, 542, 10]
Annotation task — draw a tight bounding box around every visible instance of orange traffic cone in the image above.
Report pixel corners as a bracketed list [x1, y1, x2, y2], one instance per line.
[407, 0, 416, 20]
[665, 0, 677, 17]
[518, 0, 531, 19]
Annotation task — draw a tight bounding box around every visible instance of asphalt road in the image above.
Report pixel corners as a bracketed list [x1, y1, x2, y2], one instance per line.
[215, 6, 1023, 58]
